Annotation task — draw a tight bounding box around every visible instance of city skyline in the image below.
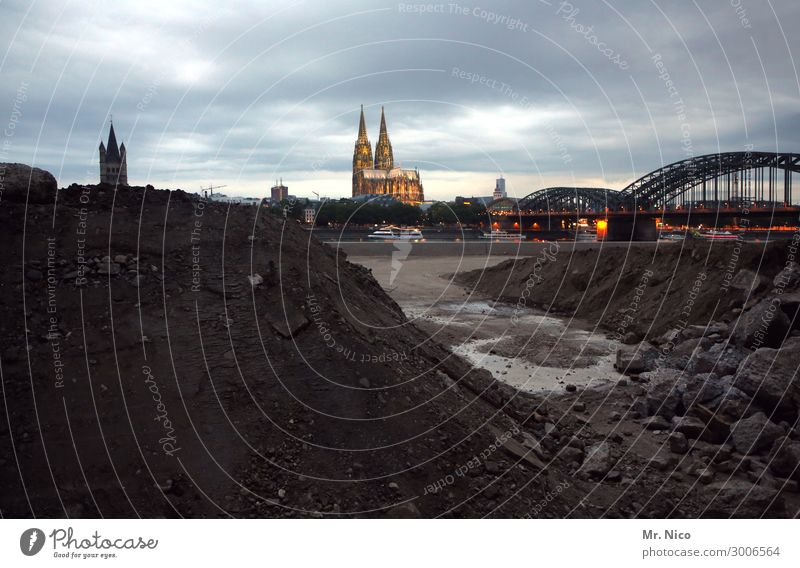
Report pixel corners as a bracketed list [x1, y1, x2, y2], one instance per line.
[1, 1, 799, 201]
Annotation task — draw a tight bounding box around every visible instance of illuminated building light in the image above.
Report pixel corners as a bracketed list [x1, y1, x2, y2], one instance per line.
[596, 219, 608, 241]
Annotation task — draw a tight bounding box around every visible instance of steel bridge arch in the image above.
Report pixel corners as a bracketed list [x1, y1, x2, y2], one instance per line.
[485, 196, 520, 213]
[516, 187, 625, 213]
[620, 151, 800, 207]
[486, 151, 800, 217]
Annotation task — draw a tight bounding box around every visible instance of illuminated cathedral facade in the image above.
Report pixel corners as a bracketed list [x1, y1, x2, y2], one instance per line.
[352, 106, 424, 205]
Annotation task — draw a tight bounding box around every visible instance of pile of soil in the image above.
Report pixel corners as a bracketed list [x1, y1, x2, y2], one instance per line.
[1, 173, 580, 518]
[457, 239, 791, 341]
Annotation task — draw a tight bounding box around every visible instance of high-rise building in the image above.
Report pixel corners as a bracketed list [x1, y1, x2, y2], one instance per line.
[99, 120, 128, 186]
[352, 106, 424, 205]
[493, 177, 506, 200]
[271, 179, 288, 203]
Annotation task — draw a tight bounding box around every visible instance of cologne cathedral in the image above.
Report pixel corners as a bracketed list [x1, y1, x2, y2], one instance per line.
[352, 106, 424, 205]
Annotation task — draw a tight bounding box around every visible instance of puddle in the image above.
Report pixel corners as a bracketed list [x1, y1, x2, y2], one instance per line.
[406, 299, 625, 393]
[453, 337, 622, 393]
[352, 255, 626, 395]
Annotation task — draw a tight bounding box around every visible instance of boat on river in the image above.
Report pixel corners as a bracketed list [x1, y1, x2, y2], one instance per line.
[367, 226, 424, 240]
[479, 230, 523, 240]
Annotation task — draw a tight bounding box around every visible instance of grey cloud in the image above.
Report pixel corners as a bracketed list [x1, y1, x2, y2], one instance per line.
[0, 0, 798, 200]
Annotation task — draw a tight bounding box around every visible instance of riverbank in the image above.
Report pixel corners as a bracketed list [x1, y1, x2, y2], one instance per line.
[333, 239, 665, 258]
[350, 254, 625, 394]
[352, 250, 800, 517]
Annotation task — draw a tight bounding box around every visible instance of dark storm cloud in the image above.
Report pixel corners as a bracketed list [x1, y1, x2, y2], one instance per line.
[1, 0, 798, 199]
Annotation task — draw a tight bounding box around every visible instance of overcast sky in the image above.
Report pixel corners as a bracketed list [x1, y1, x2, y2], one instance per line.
[1, 0, 799, 200]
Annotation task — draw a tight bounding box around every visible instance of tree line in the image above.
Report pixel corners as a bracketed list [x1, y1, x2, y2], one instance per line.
[269, 199, 491, 227]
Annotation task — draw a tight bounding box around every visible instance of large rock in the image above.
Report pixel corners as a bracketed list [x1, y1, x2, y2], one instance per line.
[703, 480, 780, 517]
[729, 412, 783, 455]
[0, 163, 57, 204]
[668, 431, 689, 454]
[692, 343, 748, 376]
[653, 328, 679, 346]
[640, 369, 688, 419]
[778, 292, 800, 324]
[729, 269, 766, 294]
[671, 415, 706, 439]
[733, 338, 800, 414]
[638, 342, 662, 368]
[678, 322, 729, 340]
[711, 385, 752, 420]
[682, 373, 723, 408]
[615, 345, 646, 373]
[97, 259, 120, 275]
[678, 325, 707, 340]
[732, 298, 790, 349]
[267, 304, 310, 339]
[768, 437, 800, 480]
[661, 337, 712, 373]
[685, 404, 733, 443]
[773, 261, 800, 290]
[642, 415, 671, 430]
[706, 321, 730, 337]
[683, 373, 752, 416]
[578, 441, 612, 477]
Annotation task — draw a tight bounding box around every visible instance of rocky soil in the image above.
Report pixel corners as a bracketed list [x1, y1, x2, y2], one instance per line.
[458, 238, 800, 517]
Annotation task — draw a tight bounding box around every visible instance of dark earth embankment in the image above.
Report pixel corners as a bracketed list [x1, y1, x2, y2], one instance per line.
[1, 166, 577, 518]
[457, 239, 795, 342]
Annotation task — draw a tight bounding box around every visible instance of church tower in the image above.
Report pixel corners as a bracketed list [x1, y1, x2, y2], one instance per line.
[373, 106, 394, 170]
[352, 105, 373, 174]
[99, 120, 128, 186]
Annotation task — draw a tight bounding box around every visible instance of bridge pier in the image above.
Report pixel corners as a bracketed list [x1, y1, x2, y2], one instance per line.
[604, 217, 657, 241]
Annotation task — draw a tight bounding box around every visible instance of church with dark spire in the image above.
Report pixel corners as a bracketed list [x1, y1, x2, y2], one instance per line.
[352, 106, 423, 204]
[99, 120, 128, 185]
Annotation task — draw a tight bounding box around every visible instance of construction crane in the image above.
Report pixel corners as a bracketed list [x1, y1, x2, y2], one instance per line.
[200, 184, 227, 198]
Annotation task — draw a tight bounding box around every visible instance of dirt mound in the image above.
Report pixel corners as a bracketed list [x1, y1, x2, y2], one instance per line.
[0, 180, 584, 518]
[457, 239, 792, 342]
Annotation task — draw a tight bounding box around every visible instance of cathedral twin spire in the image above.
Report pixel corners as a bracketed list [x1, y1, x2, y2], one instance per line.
[352, 105, 394, 173]
[373, 107, 394, 170]
[353, 105, 373, 173]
